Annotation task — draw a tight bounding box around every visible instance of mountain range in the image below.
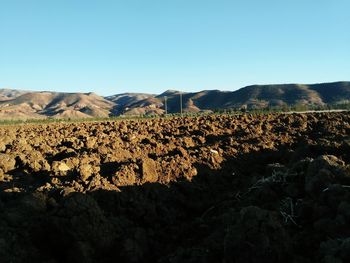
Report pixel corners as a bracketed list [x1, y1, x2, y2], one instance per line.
[0, 81, 349, 119]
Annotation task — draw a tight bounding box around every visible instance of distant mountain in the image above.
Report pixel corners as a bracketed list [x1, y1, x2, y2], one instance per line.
[309, 82, 350, 104]
[0, 91, 113, 119]
[0, 81, 349, 119]
[109, 82, 350, 115]
[105, 93, 157, 115]
[0, 88, 29, 101]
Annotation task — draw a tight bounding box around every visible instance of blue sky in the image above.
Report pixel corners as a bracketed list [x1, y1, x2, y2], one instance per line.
[0, 0, 349, 95]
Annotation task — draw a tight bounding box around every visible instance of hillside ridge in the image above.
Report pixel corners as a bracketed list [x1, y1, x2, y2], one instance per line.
[0, 81, 349, 118]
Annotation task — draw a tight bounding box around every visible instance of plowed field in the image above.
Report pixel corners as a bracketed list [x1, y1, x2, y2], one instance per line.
[1, 113, 350, 262]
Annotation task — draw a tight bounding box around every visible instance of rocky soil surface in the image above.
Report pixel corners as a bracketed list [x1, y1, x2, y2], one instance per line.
[0, 113, 350, 262]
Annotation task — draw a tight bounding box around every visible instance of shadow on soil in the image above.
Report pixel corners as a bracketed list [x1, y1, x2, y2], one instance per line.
[1, 140, 350, 263]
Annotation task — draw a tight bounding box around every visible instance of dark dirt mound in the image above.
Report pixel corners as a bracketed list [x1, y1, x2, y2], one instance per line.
[0, 112, 350, 262]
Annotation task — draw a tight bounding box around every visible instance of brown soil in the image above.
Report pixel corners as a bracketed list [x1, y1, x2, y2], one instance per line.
[0, 113, 350, 263]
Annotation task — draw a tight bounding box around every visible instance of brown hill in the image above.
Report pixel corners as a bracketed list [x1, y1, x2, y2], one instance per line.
[106, 93, 158, 115]
[226, 84, 324, 109]
[0, 92, 114, 119]
[0, 88, 29, 101]
[113, 82, 350, 113]
[309, 81, 350, 104]
[0, 81, 349, 119]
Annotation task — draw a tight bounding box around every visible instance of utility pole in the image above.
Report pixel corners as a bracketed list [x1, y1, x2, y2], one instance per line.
[180, 92, 183, 116]
[164, 96, 167, 115]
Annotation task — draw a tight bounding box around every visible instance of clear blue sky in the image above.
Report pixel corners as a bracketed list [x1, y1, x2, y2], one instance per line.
[0, 0, 349, 96]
